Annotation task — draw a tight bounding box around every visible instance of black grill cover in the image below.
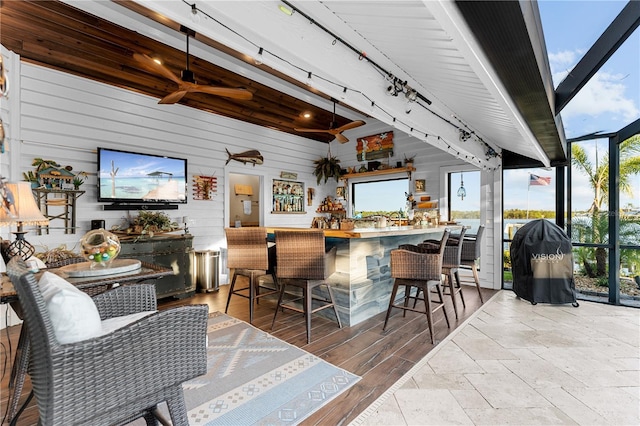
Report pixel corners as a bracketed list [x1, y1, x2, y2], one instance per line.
[511, 219, 577, 304]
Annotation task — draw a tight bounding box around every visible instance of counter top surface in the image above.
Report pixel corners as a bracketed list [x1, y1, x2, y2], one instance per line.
[266, 225, 460, 239]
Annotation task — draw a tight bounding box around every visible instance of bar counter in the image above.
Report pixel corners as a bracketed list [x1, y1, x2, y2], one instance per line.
[267, 225, 460, 326]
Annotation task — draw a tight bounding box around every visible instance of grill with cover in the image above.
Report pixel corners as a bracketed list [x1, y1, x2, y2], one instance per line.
[510, 219, 579, 306]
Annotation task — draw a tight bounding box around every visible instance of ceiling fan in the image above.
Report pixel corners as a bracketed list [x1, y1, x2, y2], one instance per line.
[133, 26, 252, 105]
[294, 100, 365, 143]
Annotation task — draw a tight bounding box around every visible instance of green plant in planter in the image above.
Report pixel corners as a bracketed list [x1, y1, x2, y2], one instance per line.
[404, 154, 415, 166]
[132, 211, 179, 237]
[72, 177, 84, 189]
[23, 171, 38, 187]
[313, 155, 342, 185]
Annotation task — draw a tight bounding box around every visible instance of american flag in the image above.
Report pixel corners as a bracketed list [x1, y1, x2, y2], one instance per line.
[529, 174, 551, 186]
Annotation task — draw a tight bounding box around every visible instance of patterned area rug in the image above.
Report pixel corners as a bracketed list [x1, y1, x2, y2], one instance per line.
[184, 312, 360, 425]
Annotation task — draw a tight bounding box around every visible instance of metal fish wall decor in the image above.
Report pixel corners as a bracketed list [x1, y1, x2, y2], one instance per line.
[225, 149, 264, 166]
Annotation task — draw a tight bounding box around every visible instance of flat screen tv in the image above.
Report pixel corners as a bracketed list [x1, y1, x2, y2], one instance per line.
[97, 147, 187, 205]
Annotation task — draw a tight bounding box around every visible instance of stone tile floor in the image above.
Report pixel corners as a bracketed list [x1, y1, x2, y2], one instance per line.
[351, 290, 640, 425]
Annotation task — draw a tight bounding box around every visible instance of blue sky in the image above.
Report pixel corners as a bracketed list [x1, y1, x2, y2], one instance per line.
[506, 1, 639, 212]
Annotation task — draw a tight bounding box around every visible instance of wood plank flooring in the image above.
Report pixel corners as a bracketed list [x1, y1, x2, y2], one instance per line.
[0, 279, 495, 425]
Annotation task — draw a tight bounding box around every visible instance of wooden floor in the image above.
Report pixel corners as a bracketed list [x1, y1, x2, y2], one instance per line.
[0, 279, 495, 425]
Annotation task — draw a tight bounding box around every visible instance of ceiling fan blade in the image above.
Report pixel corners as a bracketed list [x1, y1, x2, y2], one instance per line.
[294, 127, 332, 133]
[337, 120, 366, 132]
[133, 53, 182, 85]
[189, 85, 253, 100]
[335, 133, 349, 143]
[158, 90, 188, 104]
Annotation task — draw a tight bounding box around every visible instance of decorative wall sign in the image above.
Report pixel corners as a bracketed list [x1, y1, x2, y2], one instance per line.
[356, 131, 394, 161]
[280, 171, 298, 180]
[415, 179, 425, 193]
[193, 175, 217, 200]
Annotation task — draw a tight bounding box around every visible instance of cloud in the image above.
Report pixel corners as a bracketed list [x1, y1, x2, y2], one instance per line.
[561, 72, 639, 122]
[548, 49, 581, 77]
[548, 48, 639, 125]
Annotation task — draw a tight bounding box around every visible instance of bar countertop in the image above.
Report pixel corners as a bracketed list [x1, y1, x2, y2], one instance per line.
[266, 225, 460, 239]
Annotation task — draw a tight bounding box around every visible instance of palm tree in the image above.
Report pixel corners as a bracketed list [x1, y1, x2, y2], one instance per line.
[571, 134, 640, 277]
[571, 134, 640, 213]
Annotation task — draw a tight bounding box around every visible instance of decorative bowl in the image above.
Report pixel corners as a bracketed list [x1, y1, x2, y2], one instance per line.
[80, 229, 121, 267]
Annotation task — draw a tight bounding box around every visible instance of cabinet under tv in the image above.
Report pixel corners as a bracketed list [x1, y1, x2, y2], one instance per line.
[103, 203, 179, 211]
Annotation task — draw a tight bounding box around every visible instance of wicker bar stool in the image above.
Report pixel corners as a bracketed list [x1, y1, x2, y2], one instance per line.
[271, 229, 342, 344]
[383, 229, 451, 344]
[225, 227, 278, 324]
[419, 227, 467, 319]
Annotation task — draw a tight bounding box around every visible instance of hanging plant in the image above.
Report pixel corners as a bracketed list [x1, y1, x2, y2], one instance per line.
[313, 156, 342, 185]
[313, 142, 342, 185]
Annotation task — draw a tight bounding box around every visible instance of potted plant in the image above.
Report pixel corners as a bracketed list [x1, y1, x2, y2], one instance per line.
[72, 176, 84, 189]
[404, 154, 415, 168]
[23, 171, 39, 188]
[130, 211, 179, 237]
[313, 155, 342, 185]
[72, 172, 87, 189]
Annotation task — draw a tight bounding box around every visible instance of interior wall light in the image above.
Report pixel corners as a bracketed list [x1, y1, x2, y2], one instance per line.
[254, 47, 264, 65]
[278, 4, 294, 16]
[0, 181, 49, 262]
[405, 101, 412, 114]
[190, 3, 201, 23]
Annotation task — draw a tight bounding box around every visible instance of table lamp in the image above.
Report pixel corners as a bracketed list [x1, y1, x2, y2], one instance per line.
[0, 181, 49, 261]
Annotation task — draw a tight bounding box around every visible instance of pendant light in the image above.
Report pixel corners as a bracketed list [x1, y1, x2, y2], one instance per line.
[457, 173, 466, 201]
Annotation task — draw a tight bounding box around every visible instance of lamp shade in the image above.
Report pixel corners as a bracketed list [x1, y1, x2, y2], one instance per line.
[0, 182, 49, 226]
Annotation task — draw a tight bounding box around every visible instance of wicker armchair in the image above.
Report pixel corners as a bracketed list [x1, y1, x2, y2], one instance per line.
[225, 227, 278, 323]
[383, 230, 451, 344]
[271, 230, 342, 344]
[419, 227, 468, 318]
[6, 257, 208, 426]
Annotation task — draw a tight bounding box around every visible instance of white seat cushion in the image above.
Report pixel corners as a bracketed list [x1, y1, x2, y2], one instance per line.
[38, 272, 102, 344]
[99, 311, 156, 336]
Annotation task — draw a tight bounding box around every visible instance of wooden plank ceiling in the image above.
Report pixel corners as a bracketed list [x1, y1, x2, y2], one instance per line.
[0, 0, 355, 144]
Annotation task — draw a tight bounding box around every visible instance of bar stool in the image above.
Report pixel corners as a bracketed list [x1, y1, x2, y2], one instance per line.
[420, 227, 467, 319]
[452, 225, 485, 303]
[383, 229, 451, 344]
[225, 227, 278, 324]
[271, 229, 342, 344]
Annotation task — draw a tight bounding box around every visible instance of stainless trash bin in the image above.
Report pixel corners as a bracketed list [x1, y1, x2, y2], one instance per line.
[193, 250, 220, 293]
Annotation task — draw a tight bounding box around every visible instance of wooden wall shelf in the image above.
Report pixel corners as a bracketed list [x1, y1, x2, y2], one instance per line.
[340, 166, 415, 181]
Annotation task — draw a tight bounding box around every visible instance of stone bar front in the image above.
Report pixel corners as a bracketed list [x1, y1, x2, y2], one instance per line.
[267, 226, 457, 326]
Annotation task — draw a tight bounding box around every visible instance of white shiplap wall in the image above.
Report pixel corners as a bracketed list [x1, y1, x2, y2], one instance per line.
[14, 62, 334, 252]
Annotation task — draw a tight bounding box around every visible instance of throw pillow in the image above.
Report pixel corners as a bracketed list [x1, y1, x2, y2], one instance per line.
[38, 272, 102, 344]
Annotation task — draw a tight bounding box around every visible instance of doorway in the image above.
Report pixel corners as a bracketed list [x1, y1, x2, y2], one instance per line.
[228, 173, 261, 227]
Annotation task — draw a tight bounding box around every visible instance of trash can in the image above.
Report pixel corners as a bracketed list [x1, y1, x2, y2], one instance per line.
[193, 250, 220, 293]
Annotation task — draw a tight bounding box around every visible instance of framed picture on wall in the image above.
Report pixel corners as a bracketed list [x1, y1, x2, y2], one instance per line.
[272, 179, 305, 213]
[336, 186, 346, 199]
[415, 179, 425, 193]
